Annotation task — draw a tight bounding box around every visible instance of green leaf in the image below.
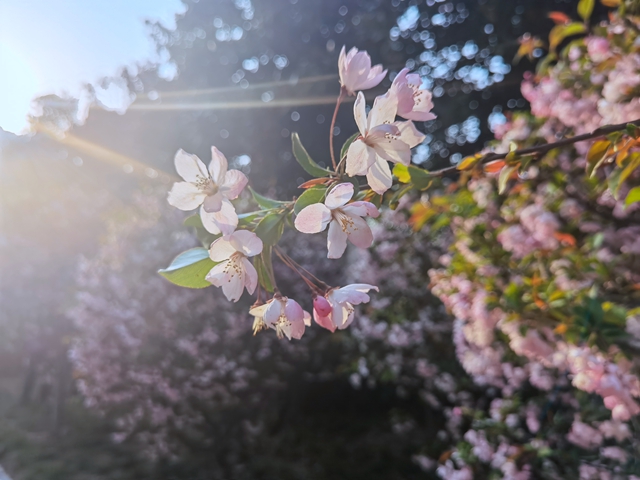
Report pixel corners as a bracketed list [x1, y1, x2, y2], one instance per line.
[586, 140, 610, 178]
[608, 167, 623, 199]
[294, 186, 327, 215]
[577, 0, 595, 21]
[549, 22, 586, 51]
[625, 186, 640, 206]
[158, 248, 215, 289]
[254, 246, 275, 292]
[184, 214, 203, 228]
[498, 165, 518, 194]
[249, 187, 287, 209]
[254, 213, 285, 246]
[340, 132, 360, 162]
[291, 132, 333, 177]
[392, 164, 432, 190]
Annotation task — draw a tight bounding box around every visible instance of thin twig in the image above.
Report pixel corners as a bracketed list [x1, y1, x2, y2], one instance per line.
[429, 118, 640, 177]
[329, 88, 346, 170]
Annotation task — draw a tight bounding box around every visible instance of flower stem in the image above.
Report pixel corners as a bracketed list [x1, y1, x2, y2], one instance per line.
[329, 88, 346, 171]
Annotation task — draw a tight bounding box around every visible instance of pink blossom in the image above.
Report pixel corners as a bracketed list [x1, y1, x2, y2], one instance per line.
[338, 46, 387, 95]
[313, 284, 378, 332]
[585, 36, 611, 63]
[168, 147, 247, 235]
[206, 230, 262, 302]
[249, 294, 311, 340]
[294, 183, 379, 259]
[566, 419, 603, 450]
[346, 92, 425, 194]
[389, 68, 436, 121]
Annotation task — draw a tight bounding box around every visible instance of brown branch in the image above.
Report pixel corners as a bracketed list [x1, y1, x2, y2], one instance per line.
[429, 118, 640, 177]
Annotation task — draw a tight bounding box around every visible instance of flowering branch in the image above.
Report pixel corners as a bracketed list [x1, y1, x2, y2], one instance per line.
[430, 118, 640, 177]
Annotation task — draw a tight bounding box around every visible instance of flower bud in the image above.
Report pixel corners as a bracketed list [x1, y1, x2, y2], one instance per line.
[313, 295, 332, 317]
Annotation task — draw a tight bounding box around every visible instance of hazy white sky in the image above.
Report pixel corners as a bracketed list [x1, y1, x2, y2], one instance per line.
[0, 0, 186, 134]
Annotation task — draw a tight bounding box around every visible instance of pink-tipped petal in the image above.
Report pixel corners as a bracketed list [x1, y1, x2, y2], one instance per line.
[203, 192, 223, 213]
[325, 183, 354, 209]
[284, 298, 305, 323]
[345, 215, 374, 249]
[357, 67, 387, 91]
[313, 309, 337, 332]
[294, 203, 332, 234]
[327, 219, 349, 259]
[345, 139, 375, 177]
[341, 201, 380, 218]
[221, 169, 248, 200]
[366, 158, 393, 194]
[209, 146, 228, 184]
[175, 149, 208, 183]
[168, 182, 207, 211]
[229, 230, 263, 257]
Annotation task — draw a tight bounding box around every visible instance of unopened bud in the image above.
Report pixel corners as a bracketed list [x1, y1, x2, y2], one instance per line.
[313, 295, 332, 317]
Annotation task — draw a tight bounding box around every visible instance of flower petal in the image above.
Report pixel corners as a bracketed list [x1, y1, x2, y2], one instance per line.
[368, 91, 397, 129]
[249, 303, 269, 317]
[325, 183, 354, 209]
[395, 120, 426, 148]
[336, 310, 355, 330]
[209, 236, 237, 262]
[242, 257, 258, 294]
[289, 316, 306, 340]
[221, 169, 248, 200]
[371, 133, 411, 165]
[333, 284, 378, 305]
[294, 203, 332, 234]
[220, 266, 245, 302]
[331, 300, 351, 329]
[200, 199, 238, 235]
[345, 215, 374, 249]
[327, 219, 348, 259]
[203, 192, 223, 213]
[168, 182, 207, 211]
[229, 230, 263, 257]
[175, 149, 208, 183]
[208, 146, 228, 184]
[345, 139, 375, 177]
[357, 66, 387, 91]
[341, 201, 380, 218]
[303, 310, 311, 327]
[200, 206, 221, 235]
[284, 298, 304, 323]
[353, 91, 367, 135]
[366, 158, 393, 194]
[205, 261, 229, 286]
[264, 298, 282, 326]
[313, 309, 336, 332]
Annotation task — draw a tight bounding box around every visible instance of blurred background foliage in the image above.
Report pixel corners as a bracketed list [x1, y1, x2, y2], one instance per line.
[0, 0, 608, 478]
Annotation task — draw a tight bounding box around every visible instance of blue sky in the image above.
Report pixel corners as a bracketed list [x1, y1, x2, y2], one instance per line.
[0, 0, 186, 134]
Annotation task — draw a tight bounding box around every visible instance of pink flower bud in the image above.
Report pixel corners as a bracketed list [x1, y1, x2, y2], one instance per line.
[313, 295, 332, 317]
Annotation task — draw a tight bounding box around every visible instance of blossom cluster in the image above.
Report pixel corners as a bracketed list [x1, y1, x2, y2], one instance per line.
[163, 45, 436, 340]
